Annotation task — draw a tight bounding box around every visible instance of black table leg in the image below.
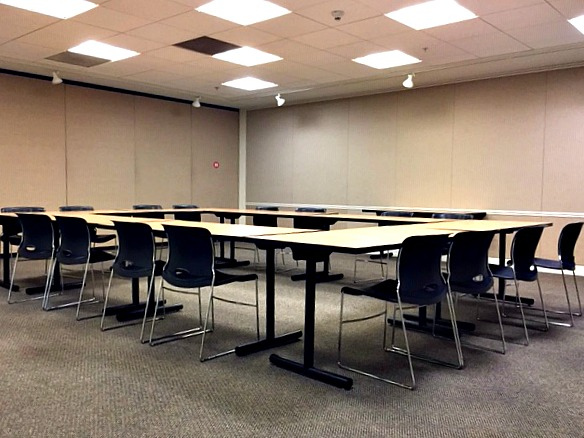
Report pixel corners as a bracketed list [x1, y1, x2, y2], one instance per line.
[0, 237, 17, 291]
[236, 246, 302, 356]
[270, 258, 353, 390]
[109, 277, 183, 322]
[290, 257, 344, 283]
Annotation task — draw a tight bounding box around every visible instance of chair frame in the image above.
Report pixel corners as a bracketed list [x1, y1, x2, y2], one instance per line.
[532, 222, 583, 327]
[338, 235, 464, 390]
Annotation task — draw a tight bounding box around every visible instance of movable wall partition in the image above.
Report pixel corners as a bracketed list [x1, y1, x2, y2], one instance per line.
[0, 72, 239, 211]
[247, 67, 584, 261]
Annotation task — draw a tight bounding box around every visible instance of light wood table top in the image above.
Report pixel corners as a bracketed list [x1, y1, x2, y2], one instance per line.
[418, 219, 553, 232]
[253, 224, 454, 254]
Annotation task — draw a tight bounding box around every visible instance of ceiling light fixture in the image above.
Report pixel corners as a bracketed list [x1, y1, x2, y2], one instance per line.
[212, 46, 282, 67]
[385, 0, 477, 30]
[352, 50, 421, 70]
[222, 77, 278, 91]
[0, 0, 97, 19]
[275, 93, 285, 107]
[68, 40, 139, 62]
[192, 97, 201, 108]
[51, 71, 63, 85]
[402, 73, 414, 89]
[196, 0, 290, 26]
[568, 15, 584, 35]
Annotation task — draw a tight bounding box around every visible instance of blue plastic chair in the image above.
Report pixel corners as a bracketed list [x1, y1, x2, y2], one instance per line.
[143, 225, 259, 362]
[533, 222, 583, 327]
[338, 234, 463, 390]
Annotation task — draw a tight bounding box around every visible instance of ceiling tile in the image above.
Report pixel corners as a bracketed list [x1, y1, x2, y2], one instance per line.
[337, 16, 411, 40]
[373, 30, 470, 61]
[148, 46, 206, 62]
[328, 41, 388, 59]
[16, 21, 117, 52]
[210, 27, 282, 47]
[318, 59, 383, 78]
[296, 0, 381, 26]
[73, 7, 150, 32]
[102, 34, 166, 53]
[160, 11, 237, 35]
[127, 23, 198, 45]
[547, 0, 584, 18]
[0, 5, 59, 40]
[482, 3, 565, 31]
[258, 39, 320, 58]
[103, 0, 192, 21]
[292, 28, 361, 49]
[456, 0, 545, 16]
[270, 0, 330, 11]
[0, 41, 57, 61]
[450, 32, 531, 58]
[90, 54, 168, 76]
[252, 13, 327, 38]
[423, 19, 500, 41]
[125, 69, 192, 84]
[505, 20, 584, 49]
[288, 49, 347, 66]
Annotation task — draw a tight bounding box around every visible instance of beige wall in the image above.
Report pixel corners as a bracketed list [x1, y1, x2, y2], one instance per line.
[246, 67, 584, 260]
[0, 72, 239, 211]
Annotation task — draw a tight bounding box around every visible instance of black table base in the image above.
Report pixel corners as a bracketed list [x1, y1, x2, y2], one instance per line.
[270, 354, 353, 390]
[235, 330, 302, 356]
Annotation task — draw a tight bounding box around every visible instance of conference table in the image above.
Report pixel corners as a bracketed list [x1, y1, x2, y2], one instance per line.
[251, 224, 456, 390]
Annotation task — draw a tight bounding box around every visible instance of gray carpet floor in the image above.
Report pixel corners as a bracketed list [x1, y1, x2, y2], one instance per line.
[1, 251, 583, 437]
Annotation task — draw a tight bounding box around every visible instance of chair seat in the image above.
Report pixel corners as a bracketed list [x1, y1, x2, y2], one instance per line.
[534, 257, 573, 271]
[57, 248, 115, 266]
[342, 278, 446, 306]
[162, 268, 258, 289]
[114, 259, 164, 278]
[448, 276, 494, 295]
[91, 233, 116, 244]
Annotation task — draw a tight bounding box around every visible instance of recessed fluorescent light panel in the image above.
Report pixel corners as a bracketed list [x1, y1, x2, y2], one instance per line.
[68, 40, 139, 62]
[385, 0, 477, 30]
[222, 77, 278, 91]
[0, 0, 97, 19]
[568, 15, 584, 35]
[213, 46, 282, 66]
[352, 50, 421, 70]
[196, 0, 290, 26]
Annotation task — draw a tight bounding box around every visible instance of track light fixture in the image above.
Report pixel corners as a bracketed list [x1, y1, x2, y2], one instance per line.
[402, 73, 414, 89]
[192, 96, 201, 108]
[51, 71, 63, 85]
[275, 93, 285, 107]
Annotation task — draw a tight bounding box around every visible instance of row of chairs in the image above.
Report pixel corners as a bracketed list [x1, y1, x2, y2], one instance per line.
[3, 210, 259, 362]
[338, 222, 583, 389]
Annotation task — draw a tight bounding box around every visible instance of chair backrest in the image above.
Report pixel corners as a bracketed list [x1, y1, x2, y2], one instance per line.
[253, 206, 279, 227]
[448, 231, 495, 294]
[132, 204, 164, 219]
[557, 222, 583, 270]
[112, 221, 156, 278]
[55, 216, 91, 265]
[396, 234, 450, 305]
[294, 207, 328, 230]
[380, 211, 415, 217]
[172, 204, 201, 222]
[162, 224, 214, 288]
[432, 212, 473, 220]
[16, 213, 56, 259]
[1, 206, 45, 213]
[59, 205, 94, 212]
[511, 226, 545, 282]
